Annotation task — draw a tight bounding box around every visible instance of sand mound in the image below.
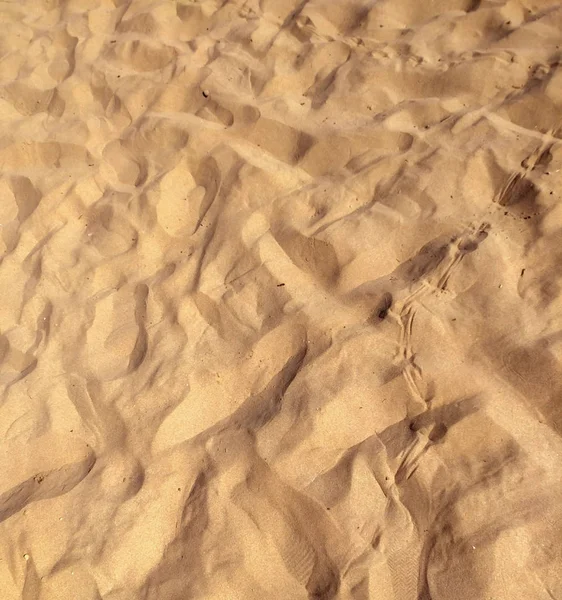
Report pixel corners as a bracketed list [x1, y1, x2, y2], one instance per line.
[0, 0, 561, 598]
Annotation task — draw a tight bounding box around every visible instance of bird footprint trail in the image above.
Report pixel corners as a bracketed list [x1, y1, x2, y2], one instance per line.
[391, 223, 490, 415]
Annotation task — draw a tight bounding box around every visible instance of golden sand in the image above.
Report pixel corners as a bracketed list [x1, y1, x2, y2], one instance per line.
[0, 0, 561, 598]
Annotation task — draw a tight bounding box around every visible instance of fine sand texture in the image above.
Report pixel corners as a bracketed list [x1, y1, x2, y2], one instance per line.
[1, 0, 562, 598]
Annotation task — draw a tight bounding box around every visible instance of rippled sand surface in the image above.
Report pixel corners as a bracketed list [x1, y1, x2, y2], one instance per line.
[0, 1, 561, 598]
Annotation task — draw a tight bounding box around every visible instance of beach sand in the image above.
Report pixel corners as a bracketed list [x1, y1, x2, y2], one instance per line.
[0, 0, 561, 598]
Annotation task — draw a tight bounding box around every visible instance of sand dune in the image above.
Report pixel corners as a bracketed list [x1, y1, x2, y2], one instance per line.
[0, 0, 561, 598]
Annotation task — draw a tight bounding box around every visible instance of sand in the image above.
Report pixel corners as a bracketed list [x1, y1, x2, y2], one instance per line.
[0, 0, 561, 598]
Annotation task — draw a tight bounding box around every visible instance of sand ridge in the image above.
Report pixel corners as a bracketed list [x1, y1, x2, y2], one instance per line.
[0, 0, 561, 598]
